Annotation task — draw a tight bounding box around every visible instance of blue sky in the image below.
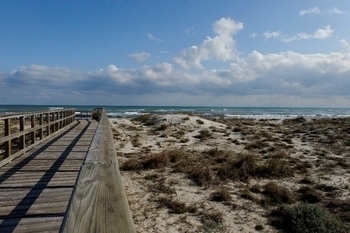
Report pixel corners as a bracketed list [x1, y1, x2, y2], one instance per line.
[1, 1, 350, 107]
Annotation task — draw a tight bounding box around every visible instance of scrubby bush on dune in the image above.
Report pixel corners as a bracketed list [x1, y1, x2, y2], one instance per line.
[132, 114, 159, 126]
[217, 153, 293, 182]
[217, 153, 258, 182]
[210, 186, 232, 202]
[270, 203, 346, 233]
[121, 158, 143, 171]
[189, 166, 214, 187]
[298, 186, 323, 204]
[257, 158, 293, 178]
[121, 151, 170, 170]
[194, 129, 212, 140]
[166, 149, 185, 163]
[142, 152, 170, 169]
[262, 182, 294, 205]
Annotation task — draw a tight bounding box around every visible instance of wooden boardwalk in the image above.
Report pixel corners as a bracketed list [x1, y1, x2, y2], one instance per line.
[0, 119, 98, 233]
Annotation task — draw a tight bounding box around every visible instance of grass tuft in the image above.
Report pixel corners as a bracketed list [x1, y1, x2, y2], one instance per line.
[189, 166, 214, 187]
[143, 152, 170, 169]
[210, 187, 232, 202]
[157, 197, 196, 214]
[263, 182, 295, 205]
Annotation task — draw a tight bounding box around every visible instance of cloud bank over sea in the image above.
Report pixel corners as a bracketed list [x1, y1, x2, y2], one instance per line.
[1, 17, 350, 107]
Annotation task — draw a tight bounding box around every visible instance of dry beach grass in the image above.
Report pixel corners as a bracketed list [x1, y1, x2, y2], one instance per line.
[111, 114, 350, 232]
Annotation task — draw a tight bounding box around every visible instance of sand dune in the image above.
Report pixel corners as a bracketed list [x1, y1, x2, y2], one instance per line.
[111, 114, 350, 232]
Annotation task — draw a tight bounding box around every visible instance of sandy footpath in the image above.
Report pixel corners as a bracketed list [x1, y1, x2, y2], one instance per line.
[110, 114, 350, 232]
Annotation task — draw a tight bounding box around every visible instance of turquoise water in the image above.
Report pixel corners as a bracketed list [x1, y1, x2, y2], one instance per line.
[1, 105, 350, 119]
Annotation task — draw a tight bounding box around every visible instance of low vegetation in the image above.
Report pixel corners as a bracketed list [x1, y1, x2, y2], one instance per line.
[117, 115, 350, 231]
[270, 203, 346, 233]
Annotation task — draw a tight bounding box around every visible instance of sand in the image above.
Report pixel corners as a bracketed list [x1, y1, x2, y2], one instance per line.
[110, 114, 350, 232]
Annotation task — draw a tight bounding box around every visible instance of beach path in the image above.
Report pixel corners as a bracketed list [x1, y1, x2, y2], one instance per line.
[0, 119, 98, 233]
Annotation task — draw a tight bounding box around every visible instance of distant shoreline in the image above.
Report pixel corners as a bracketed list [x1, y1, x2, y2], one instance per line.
[1, 105, 350, 120]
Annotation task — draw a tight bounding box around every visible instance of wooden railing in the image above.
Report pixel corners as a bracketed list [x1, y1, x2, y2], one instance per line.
[0, 109, 76, 167]
[60, 108, 135, 232]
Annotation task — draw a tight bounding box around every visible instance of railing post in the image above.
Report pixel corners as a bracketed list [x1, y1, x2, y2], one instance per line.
[39, 114, 44, 140]
[31, 115, 36, 144]
[19, 117, 25, 150]
[62, 111, 66, 127]
[46, 112, 50, 136]
[53, 113, 56, 132]
[60, 111, 63, 129]
[4, 119, 11, 158]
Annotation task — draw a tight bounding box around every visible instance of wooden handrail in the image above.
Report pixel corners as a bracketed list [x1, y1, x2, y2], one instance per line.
[0, 108, 76, 167]
[60, 108, 135, 233]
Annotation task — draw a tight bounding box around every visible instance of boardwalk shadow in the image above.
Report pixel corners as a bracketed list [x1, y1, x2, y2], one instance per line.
[0, 120, 91, 233]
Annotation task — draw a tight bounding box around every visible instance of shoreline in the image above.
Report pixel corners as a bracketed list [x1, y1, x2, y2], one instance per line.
[111, 114, 350, 232]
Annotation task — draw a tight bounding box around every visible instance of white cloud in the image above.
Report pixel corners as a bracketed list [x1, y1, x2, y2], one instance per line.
[314, 25, 334, 39]
[299, 7, 321, 16]
[1, 17, 350, 107]
[263, 31, 281, 39]
[340, 39, 350, 51]
[175, 17, 243, 69]
[107, 64, 134, 84]
[280, 25, 334, 42]
[3, 48, 350, 106]
[186, 27, 194, 35]
[147, 33, 162, 42]
[228, 51, 350, 83]
[249, 33, 258, 38]
[300, 6, 344, 16]
[328, 7, 344, 15]
[128, 52, 151, 63]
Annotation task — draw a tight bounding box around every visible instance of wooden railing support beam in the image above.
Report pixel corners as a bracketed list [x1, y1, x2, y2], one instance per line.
[60, 108, 135, 233]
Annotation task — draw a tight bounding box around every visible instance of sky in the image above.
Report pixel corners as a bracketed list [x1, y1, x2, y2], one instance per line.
[1, 0, 350, 107]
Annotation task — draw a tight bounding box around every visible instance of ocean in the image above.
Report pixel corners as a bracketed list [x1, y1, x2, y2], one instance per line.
[1, 105, 350, 120]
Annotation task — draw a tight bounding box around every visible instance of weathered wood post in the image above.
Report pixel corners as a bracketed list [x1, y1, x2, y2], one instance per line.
[19, 117, 25, 150]
[31, 115, 36, 144]
[4, 119, 11, 158]
[39, 114, 44, 140]
[46, 112, 50, 136]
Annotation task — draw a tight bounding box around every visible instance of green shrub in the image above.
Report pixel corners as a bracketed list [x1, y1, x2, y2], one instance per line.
[271, 203, 346, 233]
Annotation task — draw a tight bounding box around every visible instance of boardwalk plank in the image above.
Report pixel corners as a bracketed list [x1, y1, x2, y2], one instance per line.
[0, 120, 97, 232]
